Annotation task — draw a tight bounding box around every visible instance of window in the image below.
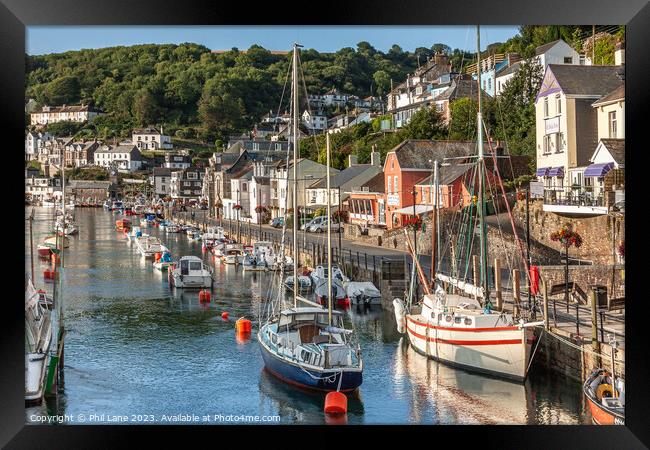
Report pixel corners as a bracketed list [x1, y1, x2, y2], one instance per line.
[393, 176, 398, 194]
[609, 111, 617, 138]
[242, 183, 247, 192]
[387, 176, 392, 194]
[487, 78, 492, 90]
[555, 132, 564, 152]
[544, 97, 549, 117]
[556, 94, 562, 114]
[564, 57, 573, 64]
[543, 135, 552, 154]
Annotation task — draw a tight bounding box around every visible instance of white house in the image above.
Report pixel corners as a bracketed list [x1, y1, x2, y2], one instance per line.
[30, 104, 103, 126]
[163, 153, 191, 170]
[25, 175, 62, 203]
[25, 131, 53, 162]
[496, 39, 583, 96]
[302, 110, 328, 132]
[321, 89, 350, 107]
[132, 127, 173, 150]
[152, 167, 172, 198]
[94, 144, 143, 172]
[534, 64, 624, 216]
[249, 169, 271, 225]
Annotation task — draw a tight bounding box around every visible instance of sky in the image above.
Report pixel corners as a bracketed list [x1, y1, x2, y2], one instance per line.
[26, 25, 520, 55]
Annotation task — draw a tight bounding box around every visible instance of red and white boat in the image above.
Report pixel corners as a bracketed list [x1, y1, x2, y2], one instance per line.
[399, 289, 538, 381]
[37, 243, 56, 258]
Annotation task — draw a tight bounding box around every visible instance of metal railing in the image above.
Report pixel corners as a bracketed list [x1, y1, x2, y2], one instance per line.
[543, 187, 606, 208]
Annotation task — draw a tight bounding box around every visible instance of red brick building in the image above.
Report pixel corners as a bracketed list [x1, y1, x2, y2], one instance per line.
[347, 173, 386, 227]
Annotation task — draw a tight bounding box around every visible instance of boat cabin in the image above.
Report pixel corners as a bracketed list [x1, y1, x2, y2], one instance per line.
[179, 256, 209, 275]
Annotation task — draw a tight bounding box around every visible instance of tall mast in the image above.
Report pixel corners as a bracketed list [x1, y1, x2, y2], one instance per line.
[326, 133, 333, 327]
[430, 160, 439, 284]
[291, 43, 301, 308]
[476, 25, 489, 302]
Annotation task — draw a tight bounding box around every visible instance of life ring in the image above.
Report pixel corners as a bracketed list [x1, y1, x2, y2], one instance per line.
[596, 383, 614, 401]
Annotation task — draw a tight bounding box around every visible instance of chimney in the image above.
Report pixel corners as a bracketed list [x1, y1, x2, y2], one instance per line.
[348, 155, 358, 166]
[43, 163, 50, 178]
[370, 149, 381, 167]
[615, 42, 625, 66]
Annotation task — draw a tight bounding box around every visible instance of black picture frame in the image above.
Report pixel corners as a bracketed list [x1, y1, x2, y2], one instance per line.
[3, 0, 649, 447]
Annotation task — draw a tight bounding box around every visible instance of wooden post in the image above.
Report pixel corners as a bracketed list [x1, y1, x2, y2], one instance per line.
[590, 287, 602, 366]
[541, 277, 550, 330]
[513, 269, 520, 317]
[494, 258, 502, 310]
[472, 255, 479, 301]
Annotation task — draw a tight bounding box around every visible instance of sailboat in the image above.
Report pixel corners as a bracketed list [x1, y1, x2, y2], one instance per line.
[394, 26, 542, 382]
[258, 44, 363, 392]
[25, 278, 53, 403]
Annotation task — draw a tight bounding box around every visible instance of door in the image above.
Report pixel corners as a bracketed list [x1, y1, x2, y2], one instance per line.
[180, 259, 189, 275]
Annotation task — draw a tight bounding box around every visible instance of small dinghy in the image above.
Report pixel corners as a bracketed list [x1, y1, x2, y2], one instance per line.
[284, 275, 312, 290]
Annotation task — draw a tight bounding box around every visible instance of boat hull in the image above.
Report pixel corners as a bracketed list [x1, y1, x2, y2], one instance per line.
[170, 274, 213, 289]
[405, 315, 533, 382]
[585, 396, 625, 425]
[259, 337, 362, 392]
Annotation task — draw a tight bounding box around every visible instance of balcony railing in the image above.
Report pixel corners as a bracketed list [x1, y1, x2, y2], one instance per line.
[543, 187, 606, 208]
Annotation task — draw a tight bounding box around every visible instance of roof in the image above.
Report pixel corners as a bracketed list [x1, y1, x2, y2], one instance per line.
[433, 78, 482, 102]
[133, 127, 164, 135]
[592, 84, 625, 107]
[351, 172, 385, 193]
[496, 61, 521, 78]
[308, 164, 373, 189]
[548, 64, 624, 97]
[393, 204, 434, 215]
[535, 39, 563, 56]
[67, 180, 114, 189]
[36, 104, 103, 114]
[387, 140, 479, 170]
[152, 167, 172, 176]
[252, 176, 270, 185]
[96, 144, 139, 153]
[415, 163, 474, 186]
[598, 139, 625, 165]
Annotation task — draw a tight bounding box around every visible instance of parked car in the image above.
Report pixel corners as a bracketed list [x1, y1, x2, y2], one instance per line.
[309, 218, 341, 233]
[270, 217, 285, 228]
[303, 216, 328, 232]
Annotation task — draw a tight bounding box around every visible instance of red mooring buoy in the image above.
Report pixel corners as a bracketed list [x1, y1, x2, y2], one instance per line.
[221, 311, 229, 320]
[199, 289, 211, 303]
[235, 317, 252, 334]
[324, 391, 347, 415]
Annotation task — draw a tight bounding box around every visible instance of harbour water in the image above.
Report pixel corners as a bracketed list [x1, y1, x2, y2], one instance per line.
[25, 207, 590, 425]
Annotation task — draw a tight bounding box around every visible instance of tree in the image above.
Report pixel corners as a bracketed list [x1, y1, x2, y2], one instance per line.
[402, 107, 446, 140]
[42, 75, 80, 105]
[431, 43, 451, 55]
[448, 98, 478, 140]
[132, 89, 161, 126]
[492, 59, 543, 157]
[198, 77, 245, 139]
[372, 70, 391, 96]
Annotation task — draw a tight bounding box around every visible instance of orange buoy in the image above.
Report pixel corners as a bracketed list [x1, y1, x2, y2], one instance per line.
[199, 289, 211, 303]
[337, 297, 351, 308]
[51, 253, 59, 264]
[221, 311, 229, 320]
[154, 252, 162, 262]
[235, 317, 252, 334]
[324, 391, 347, 414]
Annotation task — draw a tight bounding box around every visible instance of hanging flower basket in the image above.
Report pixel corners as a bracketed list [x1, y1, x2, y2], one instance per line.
[403, 215, 422, 231]
[516, 190, 527, 202]
[233, 204, 243, 211]
[255, 205, 268, 214]
[550, 223, 582, 248]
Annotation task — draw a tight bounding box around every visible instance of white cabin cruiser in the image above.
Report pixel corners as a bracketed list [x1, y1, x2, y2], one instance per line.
[223, 244, 245, 265]
[169, 256, 214, 289]
[135, 234, 166, 258]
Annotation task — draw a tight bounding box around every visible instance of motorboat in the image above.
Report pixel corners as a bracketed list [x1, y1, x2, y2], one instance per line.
[135, 234, 166, 258]
[284, 275, 312, 290]
[169, 256, 214, 289]
[43, 235, 69, 249]
[37, 243, 58, 258]
[125, 226, 143, 242]
[25, 278, 52, 404]
[166, 224, 181, 233]
[314, 278, 348, 306]
[153, 251, 173, 271]
[115, 218, 131, 231]
[223, 244, 245, 265]
[345, 281, 382, 306]
[242, 241, 276, 271]
[310, 264, 349, 286]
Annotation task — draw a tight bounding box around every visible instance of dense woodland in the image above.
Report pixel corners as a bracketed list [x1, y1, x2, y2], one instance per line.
[25, 25, 624, 169]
